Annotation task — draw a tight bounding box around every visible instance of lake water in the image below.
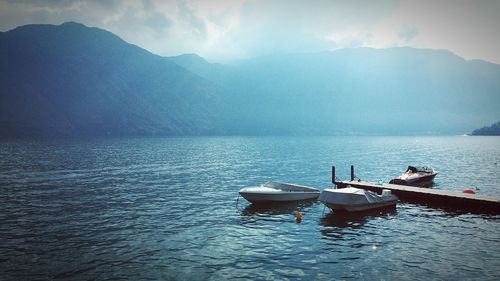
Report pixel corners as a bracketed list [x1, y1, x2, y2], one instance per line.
[1, 136, 499, 280]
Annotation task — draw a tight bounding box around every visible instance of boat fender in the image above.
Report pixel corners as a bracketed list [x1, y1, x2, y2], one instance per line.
[463, 189, 475, 194]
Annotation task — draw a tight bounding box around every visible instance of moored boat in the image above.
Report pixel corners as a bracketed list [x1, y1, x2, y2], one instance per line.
[389, 166, 438, 187]
[319, 186, 398, 212]
[239, 182, 320, 203]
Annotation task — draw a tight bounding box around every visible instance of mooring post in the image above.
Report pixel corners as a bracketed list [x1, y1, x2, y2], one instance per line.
[331, 164, 336, 184]
[350, 165, 355, 181]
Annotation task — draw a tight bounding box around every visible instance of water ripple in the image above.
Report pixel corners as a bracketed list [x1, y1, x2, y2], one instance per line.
[1, 136, 499, 280]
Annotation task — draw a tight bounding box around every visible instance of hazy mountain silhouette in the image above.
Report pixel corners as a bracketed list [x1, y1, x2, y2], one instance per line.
[1, 22, 500, 137]
[171, 49, 500, 135]
[0, 22, 226, 137]
[471, 121, 500, 135]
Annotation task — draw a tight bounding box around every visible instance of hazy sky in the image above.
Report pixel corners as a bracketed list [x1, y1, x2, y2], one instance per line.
[1, 0, 499, 64]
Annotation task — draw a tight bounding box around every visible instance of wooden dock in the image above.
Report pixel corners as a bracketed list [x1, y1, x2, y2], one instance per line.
[332, 165, 500, 214]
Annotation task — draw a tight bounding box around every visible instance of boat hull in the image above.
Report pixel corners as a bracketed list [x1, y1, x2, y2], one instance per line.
[239, 191, 320, 203]
[389, 173, 437, 186]
[321, 200, 397, 212]
[239, 182, 320, 203]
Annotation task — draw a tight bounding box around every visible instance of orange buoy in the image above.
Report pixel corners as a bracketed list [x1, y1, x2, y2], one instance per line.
[463, 189, 476, 194]
[296, 211, 302, 223]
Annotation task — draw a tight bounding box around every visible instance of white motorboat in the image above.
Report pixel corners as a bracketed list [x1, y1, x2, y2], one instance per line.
[319, 186, 398, 212]
[239, 182, 320, 203]
[389, 166, 438, 186]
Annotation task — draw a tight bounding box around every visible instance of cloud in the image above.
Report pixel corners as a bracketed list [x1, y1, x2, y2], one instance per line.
[176, 0, 206, 39]
[397, 25, 418, 42]
[0, 0, 398, 61]
[366, 0, 500, 63]
[106, 1, 172, 38]
[139, 0, 172, 35]
[228, 0, 398, 57]
[0, 0, 122, 30]
[1, 0, 500, 64]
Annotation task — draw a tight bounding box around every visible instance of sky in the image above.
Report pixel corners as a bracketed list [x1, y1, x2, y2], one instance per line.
[0, 0, 499, 64]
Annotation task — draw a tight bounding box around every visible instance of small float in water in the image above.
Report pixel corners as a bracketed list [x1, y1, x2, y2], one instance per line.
[238, 182, 320, 203]
[319, 186, 398, 212]
[389, 166, 438, 187]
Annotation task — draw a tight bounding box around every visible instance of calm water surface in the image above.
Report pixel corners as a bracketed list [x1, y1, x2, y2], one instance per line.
[0, 136, 499, 280]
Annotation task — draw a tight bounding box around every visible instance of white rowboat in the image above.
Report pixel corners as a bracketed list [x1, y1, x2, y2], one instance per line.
[239, 182, 320, 203]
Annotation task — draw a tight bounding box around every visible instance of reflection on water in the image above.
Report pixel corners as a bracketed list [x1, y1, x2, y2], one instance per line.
[240, 199, 317, 216]
[320, 208, 397, 229]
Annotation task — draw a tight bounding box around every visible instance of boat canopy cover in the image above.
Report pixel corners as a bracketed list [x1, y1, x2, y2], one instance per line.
[406, 166, 433, 173]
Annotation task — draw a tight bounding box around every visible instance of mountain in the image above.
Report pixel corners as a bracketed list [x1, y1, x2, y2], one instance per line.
[2, 22, 500, 137]
[471, 121, 500, 136]
[170, 49, 500, 135]
[0, 22, 225, 137]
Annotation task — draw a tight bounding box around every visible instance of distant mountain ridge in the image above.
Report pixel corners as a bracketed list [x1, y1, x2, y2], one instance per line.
[471, 121, 500, 136]
[171, 48, 500, 135]
[1, 22, 500, 137]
